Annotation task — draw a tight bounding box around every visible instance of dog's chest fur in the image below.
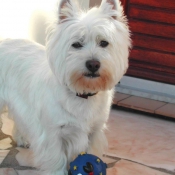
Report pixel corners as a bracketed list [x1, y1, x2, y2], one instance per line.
[0, 39, 112, 135]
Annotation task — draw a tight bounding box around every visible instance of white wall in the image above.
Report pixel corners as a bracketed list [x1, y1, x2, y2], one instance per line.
[78, 0, 89, 9]
[0, 0, 89, 45]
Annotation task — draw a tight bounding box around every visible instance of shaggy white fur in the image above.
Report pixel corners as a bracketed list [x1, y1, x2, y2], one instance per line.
[0, 0, 130, 174]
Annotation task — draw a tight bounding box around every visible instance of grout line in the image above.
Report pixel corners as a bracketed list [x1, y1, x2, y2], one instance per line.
[14, 169, 19, 175]
[154, 102, 168, 111]
[113, 92, 132, 104]
[116, 95, 132, 105]
[106, 156, 173, 175]
[154, 103, 168, 113]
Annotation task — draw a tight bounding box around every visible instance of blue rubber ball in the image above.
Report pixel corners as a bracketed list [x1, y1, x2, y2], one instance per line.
[68, 152, 107, 175]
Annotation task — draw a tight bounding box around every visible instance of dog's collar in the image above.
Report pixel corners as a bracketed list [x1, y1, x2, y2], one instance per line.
[76, 93, 97, 99]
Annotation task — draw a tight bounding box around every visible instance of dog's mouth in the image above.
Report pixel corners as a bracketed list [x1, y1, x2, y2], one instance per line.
[76, 92, 97, 99]
[84, 73, 100, 78]
[75, 73, 99, 99]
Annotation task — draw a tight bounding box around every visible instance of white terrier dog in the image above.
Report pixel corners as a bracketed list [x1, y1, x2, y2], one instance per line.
[0, 0, 130, 174]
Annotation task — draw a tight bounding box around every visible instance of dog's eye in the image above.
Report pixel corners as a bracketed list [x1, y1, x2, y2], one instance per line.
[72, 42, 83, 49]
[99, 40, 109, 48]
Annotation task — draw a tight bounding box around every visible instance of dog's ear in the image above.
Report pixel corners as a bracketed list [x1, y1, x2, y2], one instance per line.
[58, 0, 79, 23]
[100, 0, 123, 19]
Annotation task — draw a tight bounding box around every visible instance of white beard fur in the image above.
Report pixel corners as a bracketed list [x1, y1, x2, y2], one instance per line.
[0, 0, 131, 174]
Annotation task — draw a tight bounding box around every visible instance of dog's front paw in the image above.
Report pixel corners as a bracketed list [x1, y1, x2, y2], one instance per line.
[16, 136, 30, 148]
[12, 129, 30, 148]
[20, 141, 30, 148]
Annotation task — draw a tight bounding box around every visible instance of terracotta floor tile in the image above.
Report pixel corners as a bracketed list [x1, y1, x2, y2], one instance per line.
[0, 138, 12, 149]
[118, 96, 166, 113]
[113, 93, 131, 104]
[16, 148, 34, 167]
[0, 150, 10, 164]
[0, 168, 17, 175]
[107, 160, 169, 175]
[102, 156, 117, 165]
[155, 103, 175, 118]
[106, 109, 175, 172]
[1, 113, 14, 136]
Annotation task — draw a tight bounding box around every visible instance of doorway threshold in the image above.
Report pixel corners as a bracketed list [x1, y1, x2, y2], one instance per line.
[114, 76, 175, 118]
[116, 76, 175, 104]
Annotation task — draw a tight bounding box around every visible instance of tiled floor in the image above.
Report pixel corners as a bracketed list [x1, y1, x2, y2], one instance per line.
[106, 109, 175, 174]
[1, 108, 175, 175]
[107, 160, 170, 175]
[114, 92, 175, 118]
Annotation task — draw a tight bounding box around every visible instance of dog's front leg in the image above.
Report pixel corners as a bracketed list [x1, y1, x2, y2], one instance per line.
[35, 146, 68, 175]
[34, 125, 89, 175]
[32, 131, 68, 175]
[12, 124, 30, 148]
[43, 167, 67, 175]
[88, 128, 108, 158]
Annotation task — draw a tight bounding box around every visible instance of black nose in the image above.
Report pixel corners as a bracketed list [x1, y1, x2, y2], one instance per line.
[86, 60, 100, 73]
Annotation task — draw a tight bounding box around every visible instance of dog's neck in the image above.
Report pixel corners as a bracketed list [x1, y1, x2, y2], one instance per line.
[76, 93, 97, 99]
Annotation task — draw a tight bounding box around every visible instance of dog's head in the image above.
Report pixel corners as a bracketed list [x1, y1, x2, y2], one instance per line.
[47, 0, 131, 95]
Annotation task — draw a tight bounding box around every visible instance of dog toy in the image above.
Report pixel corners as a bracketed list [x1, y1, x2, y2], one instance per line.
[68, 152, 107, 175]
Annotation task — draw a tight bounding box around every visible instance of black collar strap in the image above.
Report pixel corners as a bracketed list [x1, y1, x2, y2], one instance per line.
[76, 93, 97, 99]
